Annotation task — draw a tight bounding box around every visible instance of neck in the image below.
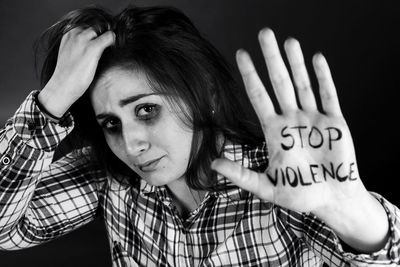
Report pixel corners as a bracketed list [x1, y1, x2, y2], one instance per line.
[167, 178, 205, 218]
[166, 132, 225, 218]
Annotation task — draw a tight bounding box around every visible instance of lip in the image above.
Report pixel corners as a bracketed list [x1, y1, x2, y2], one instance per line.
[136, 156, 164, 172]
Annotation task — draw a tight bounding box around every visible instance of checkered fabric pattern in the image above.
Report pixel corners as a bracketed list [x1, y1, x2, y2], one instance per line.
[1, 91, 400, 266]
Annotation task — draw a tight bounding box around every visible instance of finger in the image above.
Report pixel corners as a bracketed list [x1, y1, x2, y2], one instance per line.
[284, 38, 318, 112]
[79, 28, 98, 40]
[60, 27, 94, 49]
[66, 26, 85, 35]
[211, 158, 273, 201]
[236, 49, 275, 125]
[59, 27, 82, 47]
[90, 30, 116, 53]
[312, 53, 342, 116]
[63, 26, 87, 39]
[259, 28, 297, 113]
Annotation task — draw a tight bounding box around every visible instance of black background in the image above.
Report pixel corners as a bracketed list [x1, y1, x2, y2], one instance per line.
[0, 0, 399, 266]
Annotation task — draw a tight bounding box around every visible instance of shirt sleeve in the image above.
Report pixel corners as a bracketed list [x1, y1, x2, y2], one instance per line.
[0, 90, 105, 250]
[277, 193, 400, 266]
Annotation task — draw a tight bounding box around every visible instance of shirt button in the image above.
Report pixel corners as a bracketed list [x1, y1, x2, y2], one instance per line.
[27, 120, 36, 131]
[1, 156, 11, 165]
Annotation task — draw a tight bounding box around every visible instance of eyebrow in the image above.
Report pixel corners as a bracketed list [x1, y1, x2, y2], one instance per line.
[95, 93, 160, 120]
[119, 93, 159, 107]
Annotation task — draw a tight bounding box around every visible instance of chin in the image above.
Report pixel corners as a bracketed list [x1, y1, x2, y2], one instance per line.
[140, 172, 176, 187]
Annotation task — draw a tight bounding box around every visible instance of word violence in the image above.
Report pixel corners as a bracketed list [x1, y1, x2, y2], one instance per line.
[281, 125, 342, 150]
[267, 162, 357, 187]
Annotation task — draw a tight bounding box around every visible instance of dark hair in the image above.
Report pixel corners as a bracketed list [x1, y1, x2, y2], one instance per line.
[36, 5, 263, 191]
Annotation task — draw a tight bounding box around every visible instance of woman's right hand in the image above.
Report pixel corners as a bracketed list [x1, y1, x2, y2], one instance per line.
[38, 27, 115, 118]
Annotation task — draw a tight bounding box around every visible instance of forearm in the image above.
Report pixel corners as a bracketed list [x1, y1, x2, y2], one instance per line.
[0, 154, 101, 250]
[0, 91, 73, 247]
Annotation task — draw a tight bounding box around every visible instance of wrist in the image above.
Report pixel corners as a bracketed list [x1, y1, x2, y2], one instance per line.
[314, 189, 389, 253]
[38, 80, 76, 118]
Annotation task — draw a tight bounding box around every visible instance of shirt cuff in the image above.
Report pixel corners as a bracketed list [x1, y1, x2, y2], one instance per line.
[12, 90, 74, 152]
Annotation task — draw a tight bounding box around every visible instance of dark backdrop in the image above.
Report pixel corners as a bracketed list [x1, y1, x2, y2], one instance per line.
[0, 0, 399, 266]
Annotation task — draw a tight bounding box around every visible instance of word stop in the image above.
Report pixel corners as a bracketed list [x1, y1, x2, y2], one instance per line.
[280, 125, 342, 151]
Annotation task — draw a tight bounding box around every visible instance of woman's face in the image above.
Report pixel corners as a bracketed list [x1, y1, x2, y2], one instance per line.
[90, 68, 193, 186]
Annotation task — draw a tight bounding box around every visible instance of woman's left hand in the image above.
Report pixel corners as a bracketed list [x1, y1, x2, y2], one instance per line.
[211, 29, 389, 252]
[212, 28, 366, 214]
[212, 29, 389, 252]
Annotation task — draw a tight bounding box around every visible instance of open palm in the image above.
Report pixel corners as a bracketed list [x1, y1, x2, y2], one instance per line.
[212, 29, 367, 214]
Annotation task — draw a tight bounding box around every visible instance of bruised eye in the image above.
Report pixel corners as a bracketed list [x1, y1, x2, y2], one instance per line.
[100, 118, 120, 133]
[135, 103, 160, 120]
[98, 103, 160, 133]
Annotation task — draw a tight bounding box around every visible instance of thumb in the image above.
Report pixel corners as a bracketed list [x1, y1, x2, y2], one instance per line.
[211, 158, 273, 201]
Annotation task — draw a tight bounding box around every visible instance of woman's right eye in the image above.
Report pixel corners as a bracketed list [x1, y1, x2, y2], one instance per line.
[101, 118, 120, 132]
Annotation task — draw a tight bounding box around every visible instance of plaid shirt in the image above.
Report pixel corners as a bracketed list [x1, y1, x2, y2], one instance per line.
[1, 91, 400, 267]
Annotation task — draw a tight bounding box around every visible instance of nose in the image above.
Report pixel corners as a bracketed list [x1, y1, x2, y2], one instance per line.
[122, 125, 150, 157]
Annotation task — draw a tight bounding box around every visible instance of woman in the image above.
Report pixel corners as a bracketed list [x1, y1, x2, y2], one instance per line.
[0, 5, 399, 266]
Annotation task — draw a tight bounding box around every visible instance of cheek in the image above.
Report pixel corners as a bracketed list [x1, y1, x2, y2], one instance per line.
[104, 135, 127, 162]
[163, 128, 193, 165]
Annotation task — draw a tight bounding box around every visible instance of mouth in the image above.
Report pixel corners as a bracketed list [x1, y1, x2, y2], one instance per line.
[136, 156, 164, 172]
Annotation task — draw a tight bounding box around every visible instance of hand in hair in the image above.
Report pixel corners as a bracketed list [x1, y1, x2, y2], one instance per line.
[38, 27, 115, 118]
[212, 28, 389, 253]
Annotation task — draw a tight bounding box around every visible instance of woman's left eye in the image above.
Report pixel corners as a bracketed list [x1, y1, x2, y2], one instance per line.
[135, 103, 160, 120]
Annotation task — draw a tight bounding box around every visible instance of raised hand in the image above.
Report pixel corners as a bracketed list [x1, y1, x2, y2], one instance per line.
[38, 27, 115, 118]
[212, 28, 368, 215]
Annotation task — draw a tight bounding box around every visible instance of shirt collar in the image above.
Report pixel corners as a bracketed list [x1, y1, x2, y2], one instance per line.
[140, 179, 157, 194]
[138, 140, 266, 202]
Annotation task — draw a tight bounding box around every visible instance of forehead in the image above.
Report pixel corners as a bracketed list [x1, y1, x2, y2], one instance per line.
[90, 67, 159, 115]
[89, 67, 191, 121]
[91, 68, 153, 100]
